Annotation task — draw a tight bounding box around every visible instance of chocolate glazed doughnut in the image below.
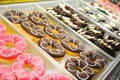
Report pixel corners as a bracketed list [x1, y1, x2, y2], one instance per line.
[65, 58, 94, 80]
[21, 21, 46, 38]
[62, 37, 86, 52]
[80, 51, 106, 69]
[4, 10, 28, 23]
[38, 38, 65, 58]
[45, 24, 67, 39]
[29, 12, 49, 26]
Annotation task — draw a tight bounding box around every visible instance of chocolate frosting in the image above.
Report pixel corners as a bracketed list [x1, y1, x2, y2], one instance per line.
[80, 51, 106, 68]
[21, 21, 46, 38]
[62, 37, 86, 52]
[65, 58, 94, 80]
[29, 12, 49, 26]
[45, 24, 67, 39]
[4, 10, 28, 23]
[38, 38, 65, 58]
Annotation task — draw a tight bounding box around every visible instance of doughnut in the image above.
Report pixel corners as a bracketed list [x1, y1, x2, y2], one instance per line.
[0, 64, 16, 80]
[65, 58, 94, 80]
[0, 23, 6, 34]
[4, 10, 28, 23]
[12, 54, 46, 80]
[0, 34, 27, 59]
[62, 37, 86, 52]
[80, 51, 106, 69]
[29, 12, 49, 26]
[41, 73, 71, 80]
[21, 21, 46, 38]
[45, 24, 67, 39]
[38, 38, 65, 58]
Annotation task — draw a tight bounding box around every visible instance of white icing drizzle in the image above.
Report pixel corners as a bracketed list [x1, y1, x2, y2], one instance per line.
[81, 51, 106, 68]
[66, 58, 93, 80]
[12, 54, 45, 79]
[4, 11, 13, 18]
[0, 34, 26, 58]
[40, 38, 64, 55]
[58, 3, 71, 13]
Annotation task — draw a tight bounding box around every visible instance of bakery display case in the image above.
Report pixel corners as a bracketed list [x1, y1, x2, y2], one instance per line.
[0, 0, 120, 80]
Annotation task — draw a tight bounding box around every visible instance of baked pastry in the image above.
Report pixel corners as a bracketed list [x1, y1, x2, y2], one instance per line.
[65, 58, 94, 80]
[0, 34, 27, 63]
[21, 21, 46, 38]
[38, 38, 65, 58]
[45, 24, 67, 40]
[0, 64, 16, 80]
[80, 50, 106, 72]
[4, 10, 28, 24]
[12, 54, 46, 80]
[29, 12, 49, 26]
[62, 37, 86, 56]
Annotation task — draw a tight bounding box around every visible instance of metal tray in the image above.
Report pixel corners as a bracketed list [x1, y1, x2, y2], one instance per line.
[0, 16, 73, 78]
[64, 0, 120, 39]
[37, 1, 120, 58]
[84, 0, 120, 24]
[0, 3, 116, 80]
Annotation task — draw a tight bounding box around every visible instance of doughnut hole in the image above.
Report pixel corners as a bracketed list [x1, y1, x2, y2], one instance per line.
[51, 29, 59, 35]
[5, 42, 15, 49]
[69, 42, 77, 49]
[24, 64, 33, 72]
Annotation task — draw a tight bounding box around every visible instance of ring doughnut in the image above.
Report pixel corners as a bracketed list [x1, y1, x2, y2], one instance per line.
[41, 73, 71, 80]
[62, 37, 86, 52]
[12, 54, 46, 80]
[38, 38, 65, 58]
[65, 58, 94, 80]
[4, 10, 28, 23]
[21, 21, 46, 38]
[0, 64, 16, 80]
[80, 51, 106, 69]
[45, 24, 67, 39]
[0, 34, 27, 59]
[29, 12, 49, 25]
[0, 23, 6, 34]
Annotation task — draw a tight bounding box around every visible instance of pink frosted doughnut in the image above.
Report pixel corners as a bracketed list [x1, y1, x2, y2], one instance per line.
[40, 73, 71, 80]
[0, 23, 6, 34]
[0, 64, 16, 80]
[12, 54, 46, 80]
[0, 34, 27, 58]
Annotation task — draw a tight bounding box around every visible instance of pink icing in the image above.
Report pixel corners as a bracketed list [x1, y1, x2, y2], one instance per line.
[40, 73, 71, 80]
[0, 64, 16, 80]
[12, 54, 46, 80]
[0, 34, 27, 58]
[0, 23, 6, 34]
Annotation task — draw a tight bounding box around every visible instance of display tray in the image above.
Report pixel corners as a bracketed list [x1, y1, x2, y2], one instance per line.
[84, 0, 120, 24]
[37, 1, 120, 59]
[0, 2, 116, 80]
[0, 16, 73, 79]
[64, 0, 120, 39]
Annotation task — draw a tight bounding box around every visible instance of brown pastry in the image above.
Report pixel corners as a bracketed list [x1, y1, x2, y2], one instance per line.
[21, 21, 46, 38]
[4, 10, 28, 23]
[38, 38, 65, 58]
[62, 37, 86, 52]
[45, 24, 67, 40]
[29, 12, 49, 26]
[80, 50, 106, 69]
[65, 58, 94, 80]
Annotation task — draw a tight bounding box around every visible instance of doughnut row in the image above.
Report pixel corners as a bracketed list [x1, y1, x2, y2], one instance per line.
[87, 1, 120, 22]
[0, 23, 71, 80]
[46, 3, 120, 57]
[3, 9, 106, 80]
[76, 3, 120, 37]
